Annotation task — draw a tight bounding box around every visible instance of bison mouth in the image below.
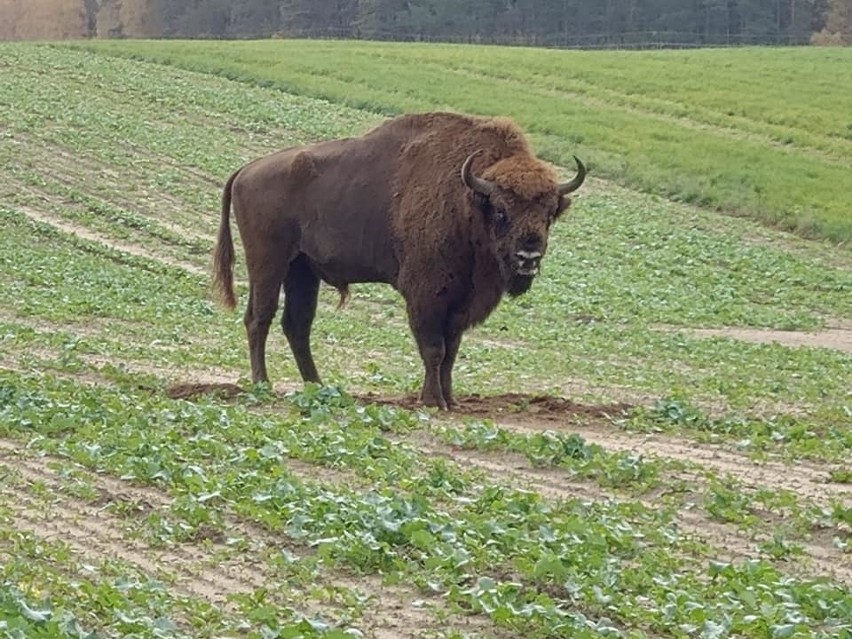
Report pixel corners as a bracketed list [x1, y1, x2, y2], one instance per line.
[515, 265, 539, 277]
[497, 251, 539, 297]
[515, 250, 542, 277]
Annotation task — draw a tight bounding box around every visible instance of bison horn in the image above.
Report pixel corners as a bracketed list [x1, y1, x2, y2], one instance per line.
[557, 156, 587, 196]
[461, 151, 496, 197]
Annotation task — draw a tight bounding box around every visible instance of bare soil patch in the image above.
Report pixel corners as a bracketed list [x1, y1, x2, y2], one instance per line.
[160, 376, 633, 422]
[164, 379, 301, 400]
[658, 324, 852, 353]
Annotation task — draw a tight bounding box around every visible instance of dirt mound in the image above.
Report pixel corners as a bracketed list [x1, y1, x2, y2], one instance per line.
[166, 382, 244, 400]
[356, 391, 633, 421]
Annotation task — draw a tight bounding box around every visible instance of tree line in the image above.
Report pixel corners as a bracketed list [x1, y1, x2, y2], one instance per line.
[275, 0, 852, 47]
[2, 0, 850, 45]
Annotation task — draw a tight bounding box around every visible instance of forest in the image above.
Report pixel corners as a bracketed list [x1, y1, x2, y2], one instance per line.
[1, 0, 850, 46]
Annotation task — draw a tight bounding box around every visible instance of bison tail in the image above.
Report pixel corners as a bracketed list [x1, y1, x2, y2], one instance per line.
[336, 285, 351, 311]
[212, 169, 240, 311]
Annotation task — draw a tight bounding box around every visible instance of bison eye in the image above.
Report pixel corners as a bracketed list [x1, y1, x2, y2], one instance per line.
[493, 207, 508, 228]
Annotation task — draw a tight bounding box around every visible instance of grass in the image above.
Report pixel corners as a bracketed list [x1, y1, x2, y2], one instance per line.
[63, 39, 852, 243]
[0, 43, 850, 637]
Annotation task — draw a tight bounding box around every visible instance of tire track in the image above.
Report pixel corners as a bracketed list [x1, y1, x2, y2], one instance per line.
[669, 325, 852, 354]
[436, 62, 852, 166]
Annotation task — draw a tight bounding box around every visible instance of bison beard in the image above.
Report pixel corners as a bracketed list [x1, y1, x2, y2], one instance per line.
[507, 273, 535, 297]
[212, 112, 585, 409]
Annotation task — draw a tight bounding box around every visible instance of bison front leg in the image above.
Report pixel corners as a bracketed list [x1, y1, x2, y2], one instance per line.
[408, 311, 448, 410]
[440, 326, 463, 409]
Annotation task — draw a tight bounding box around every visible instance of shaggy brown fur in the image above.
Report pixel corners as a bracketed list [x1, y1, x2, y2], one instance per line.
[212, 111, 585, 409]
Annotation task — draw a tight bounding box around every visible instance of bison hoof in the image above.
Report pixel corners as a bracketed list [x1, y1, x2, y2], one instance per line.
[419, 391, 448, 411]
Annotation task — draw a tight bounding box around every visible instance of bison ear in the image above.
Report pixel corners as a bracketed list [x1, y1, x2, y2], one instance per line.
[555, 195, 573, 219]
[553, 155, 586, 219]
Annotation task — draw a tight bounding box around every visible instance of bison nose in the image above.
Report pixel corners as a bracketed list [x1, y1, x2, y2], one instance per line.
[520, 234, 543, 252]
[515, 250, 542, 275]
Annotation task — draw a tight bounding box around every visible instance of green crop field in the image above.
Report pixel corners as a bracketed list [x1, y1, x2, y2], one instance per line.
[69, 39, 852, 243]
[0, 43, 850, 638]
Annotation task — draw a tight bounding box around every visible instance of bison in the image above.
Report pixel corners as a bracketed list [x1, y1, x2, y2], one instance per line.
[212, 111, 585, 409]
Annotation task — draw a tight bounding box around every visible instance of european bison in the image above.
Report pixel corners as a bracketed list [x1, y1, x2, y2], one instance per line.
[212, 112, 585, 409]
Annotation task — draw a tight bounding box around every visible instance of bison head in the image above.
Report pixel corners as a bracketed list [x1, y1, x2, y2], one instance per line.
[462, 152, 586, 296]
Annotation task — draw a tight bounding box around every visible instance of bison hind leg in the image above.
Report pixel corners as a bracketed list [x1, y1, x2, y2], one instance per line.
[281, 255, 322, 384]
[244, 258, 291, 385]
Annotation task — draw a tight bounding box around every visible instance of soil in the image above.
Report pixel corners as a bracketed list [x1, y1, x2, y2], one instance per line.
[165, 384, 635, 422]
[354, 387, 851, 586]
[0, 441, 267, 608]
[163, 382, 849, 511]
[5, 71, 849, 635]
[6, 338, 851, 634]
[495, 415, 851, 509]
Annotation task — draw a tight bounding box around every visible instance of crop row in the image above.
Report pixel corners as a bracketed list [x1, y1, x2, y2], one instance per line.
[1, 372, 850, 637]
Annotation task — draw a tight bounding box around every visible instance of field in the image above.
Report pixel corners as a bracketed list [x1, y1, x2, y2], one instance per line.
[0, 42, 850, 638]
[70, 39, 852, 243]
